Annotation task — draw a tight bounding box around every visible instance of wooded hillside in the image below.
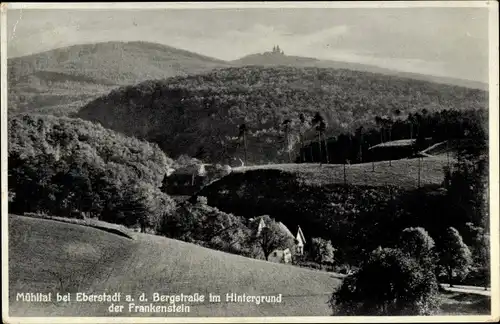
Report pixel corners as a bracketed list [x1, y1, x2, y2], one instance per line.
[77, 66, 488, 165]
[8, 114, 175, 226]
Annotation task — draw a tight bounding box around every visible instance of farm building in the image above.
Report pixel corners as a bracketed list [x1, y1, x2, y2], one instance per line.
[367, 139, 417, 162]
[367, 137, 434, 162]
[295, 226, 306, 255]
[268, 248, 292, 264]
[251, 216, 306, 264]
[164, 163, 232, 196]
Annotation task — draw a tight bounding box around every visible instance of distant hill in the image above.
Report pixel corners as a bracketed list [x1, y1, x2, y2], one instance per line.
[233, 49, 487, 91]
[8, 41, 229, 115]
[76, 65, 488, 165]
[8, 42, 487, 116]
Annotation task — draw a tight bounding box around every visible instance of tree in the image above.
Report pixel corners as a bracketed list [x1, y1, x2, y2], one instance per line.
[329, 247, 440, 315]
[160, 202, 198, 241]
[398, 227, 436, 269]
[384, 116, 394, 166]
[282, 119, 292, 163]
[355, 126, 364, 163]
[437, 227, 473, 287]
[318, 120, 329, 164]
[310, 237, 335, 264]
[238, 123, 248, 165]
[465, 223, 490, 290]
[253, 216, 294, 260]
[312, 112, 329, 164]
[312, 112, 325, 164]
[375, 116, 384, 143]
[299, 113, 307, 163]
[408, 113, 416, 140]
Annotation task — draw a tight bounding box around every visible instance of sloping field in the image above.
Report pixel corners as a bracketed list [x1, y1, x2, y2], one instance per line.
[232, 156, 452, 189]
[20, 213, 135, 239]
[421, 139, 476, 157]
[369, 139, 416, 149]
[7, 215, 341, 317]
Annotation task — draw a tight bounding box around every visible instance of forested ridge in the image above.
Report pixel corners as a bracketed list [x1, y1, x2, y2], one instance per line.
[8, 114, 175, 227]
[76, 66, 488, 165]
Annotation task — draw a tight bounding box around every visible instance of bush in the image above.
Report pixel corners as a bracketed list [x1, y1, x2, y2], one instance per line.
[464, 223, 490, 289]
[158, 199, 254, 256]
[399, 227, 436, 269]
[310, 237, 335, 264]
[329, 247, 441, 316]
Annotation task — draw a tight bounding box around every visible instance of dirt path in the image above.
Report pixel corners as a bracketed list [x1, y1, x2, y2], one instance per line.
[440, 284, 491, 296]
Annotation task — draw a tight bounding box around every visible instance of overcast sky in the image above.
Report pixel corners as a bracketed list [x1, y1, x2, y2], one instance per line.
[6, 6, 490, 82]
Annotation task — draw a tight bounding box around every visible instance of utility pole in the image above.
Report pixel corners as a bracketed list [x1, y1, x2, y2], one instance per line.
[417, 156, 421, 188]
[446, 128, 450, 169]
[244, 132, 247, 166]
[343, 160, 347, 186]
[318, 132, 322, 166]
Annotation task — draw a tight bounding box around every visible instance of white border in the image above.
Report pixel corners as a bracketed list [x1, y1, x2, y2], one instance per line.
[3, 1, 494, 9]
[1, 2, 499, 323]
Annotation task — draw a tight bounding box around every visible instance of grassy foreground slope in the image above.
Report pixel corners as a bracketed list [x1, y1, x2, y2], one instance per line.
[8, 215, 341, 317]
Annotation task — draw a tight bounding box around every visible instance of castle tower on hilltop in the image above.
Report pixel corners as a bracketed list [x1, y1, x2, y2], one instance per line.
[272, 45, 284, 55]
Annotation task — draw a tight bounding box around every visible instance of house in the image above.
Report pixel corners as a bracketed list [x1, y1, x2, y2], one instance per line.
[295, 226, 306, 255]
[256, 218, 267, 236]
[166, 167, 176, 177]
[164, 163, 231, 196]
[268, 248, 292, 264]
[251, 216, 306, 264]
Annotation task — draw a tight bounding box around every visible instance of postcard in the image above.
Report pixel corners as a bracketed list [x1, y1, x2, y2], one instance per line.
[1, 2, 498, 323]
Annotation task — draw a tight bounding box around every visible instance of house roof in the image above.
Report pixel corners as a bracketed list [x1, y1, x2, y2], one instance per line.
[368, 139, 416, 150]
[296, 226, 306, 244]
[277, 222, 294, 239]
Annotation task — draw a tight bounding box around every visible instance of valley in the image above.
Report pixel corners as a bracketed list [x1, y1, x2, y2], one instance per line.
[6, 39, 492, 318]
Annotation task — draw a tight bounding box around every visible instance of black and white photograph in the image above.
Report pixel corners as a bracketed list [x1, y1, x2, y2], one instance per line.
[1, 2, 498, 322]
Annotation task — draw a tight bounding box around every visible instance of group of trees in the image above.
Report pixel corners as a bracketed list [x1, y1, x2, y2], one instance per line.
[8, 114, 176, 230]
[298, 108, 487, 164]
[309, 237, 336, 264]
[329, 226, 479, 315]
[159, 196, 253, 255]
[196, 139, 489, 279]
[237, 106, 486, 167]
[76, 66, 487, 165]
[159, 200, 300, 261]
[325, 141, 489, 315]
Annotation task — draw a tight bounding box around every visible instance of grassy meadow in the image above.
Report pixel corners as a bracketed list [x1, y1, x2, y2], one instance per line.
[232, 156, 453, 189]
[8, 215, 342, 317]
[8, 214, 490, 317]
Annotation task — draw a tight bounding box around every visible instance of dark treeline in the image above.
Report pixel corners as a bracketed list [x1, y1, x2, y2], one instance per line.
[297, 108, 487, 164]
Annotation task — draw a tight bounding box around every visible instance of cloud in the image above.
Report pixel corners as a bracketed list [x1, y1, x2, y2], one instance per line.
[5, 8, 488, 82]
